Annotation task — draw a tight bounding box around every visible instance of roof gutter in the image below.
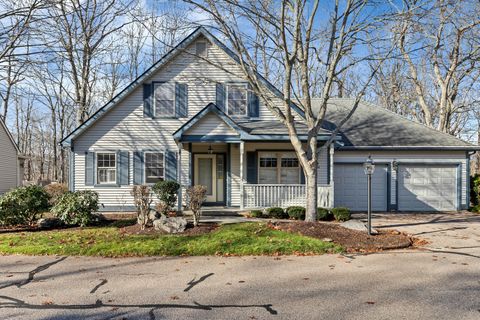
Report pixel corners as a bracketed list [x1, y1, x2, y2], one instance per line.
[336, 146, 480, 151]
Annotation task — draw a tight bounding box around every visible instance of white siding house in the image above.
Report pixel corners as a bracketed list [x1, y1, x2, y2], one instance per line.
[0, 118, 22, 194]
[61, 27, 478, 213]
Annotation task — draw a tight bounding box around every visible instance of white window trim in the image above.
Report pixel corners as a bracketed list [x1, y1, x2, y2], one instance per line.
[257, 152, 301, 185]
[153, 82, 176, 118]
[226, 83, 248, 116]
[196, 40, 208, 57]
[96, 152, 117, 185]
[143, 151, 166, 185]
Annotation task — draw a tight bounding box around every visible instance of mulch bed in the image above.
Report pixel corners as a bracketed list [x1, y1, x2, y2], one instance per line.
[271, 221, 413, 252]
[118, 222, 219, 236]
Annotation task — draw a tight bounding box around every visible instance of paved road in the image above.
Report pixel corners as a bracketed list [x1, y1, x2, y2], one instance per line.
[0, 213, 479, 320]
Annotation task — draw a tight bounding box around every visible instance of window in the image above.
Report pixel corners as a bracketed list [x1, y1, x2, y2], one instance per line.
[258, 152, 300, 184]
[154, 83, 175, 117]
[227, 84, 247, 116]
[97, 153, 116, 184]
[196, 41, 208, 57]
[145, 152, 164, 184]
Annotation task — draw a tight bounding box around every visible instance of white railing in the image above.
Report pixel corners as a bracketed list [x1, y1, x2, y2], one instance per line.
[243, 184, 333, 209]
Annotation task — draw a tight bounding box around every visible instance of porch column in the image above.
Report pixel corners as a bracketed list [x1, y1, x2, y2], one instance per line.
[329, 144, 334, 208]
[239, 141, 245, 210]
[178, 143, 183, 212]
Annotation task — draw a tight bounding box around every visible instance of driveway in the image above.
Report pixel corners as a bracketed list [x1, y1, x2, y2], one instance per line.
[0, 213, 479, 320]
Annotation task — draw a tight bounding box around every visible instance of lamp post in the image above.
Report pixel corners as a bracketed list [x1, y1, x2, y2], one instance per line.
[363, 155, 375, 236]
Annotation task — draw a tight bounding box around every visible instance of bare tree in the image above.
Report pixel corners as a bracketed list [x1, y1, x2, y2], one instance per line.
[185, 0, 395, 221]
[396, 0, 480, 134]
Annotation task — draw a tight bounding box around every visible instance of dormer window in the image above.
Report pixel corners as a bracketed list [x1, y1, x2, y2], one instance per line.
[226, 84, 248, 116]
[196, 41, 208, 57]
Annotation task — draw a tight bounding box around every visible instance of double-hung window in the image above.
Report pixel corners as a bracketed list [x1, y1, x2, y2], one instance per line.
[97, 153, 116, 184]
[154, 83, 175, 117]
[226, 84, 248, 116]
[145, 152, 165, 184]
[258, 152, 300, 184]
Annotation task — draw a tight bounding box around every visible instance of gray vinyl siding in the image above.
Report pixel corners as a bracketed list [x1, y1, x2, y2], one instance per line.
[184, 113, 238, 136]
[334, 150, 468, 209]
[0, 122, 18, 194]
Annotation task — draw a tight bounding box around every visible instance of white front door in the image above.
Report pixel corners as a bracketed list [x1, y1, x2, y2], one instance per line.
[194, 154, 217, 202]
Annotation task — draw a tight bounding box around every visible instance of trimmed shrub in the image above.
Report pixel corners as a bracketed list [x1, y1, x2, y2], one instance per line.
[44, 183, 69, 206]
[0, 185, 50, 226]
[331, 207, 351, 222]
[250, 210, 263, 218]
[286, 206, 306, 220]
[470, 174, 480, 208]
[265, 207, 288, 219]
[317, 208, 333, 221]
[52, 190, 99, 227]
[186, 185, 207, 227]
[152, 180, 180, 215]
[131, 185, 154, 229]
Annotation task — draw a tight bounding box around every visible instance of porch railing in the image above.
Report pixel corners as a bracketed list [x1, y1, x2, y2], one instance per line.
[243, 184, 333, 209]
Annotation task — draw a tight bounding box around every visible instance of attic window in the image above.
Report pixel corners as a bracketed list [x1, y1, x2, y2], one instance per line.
[196, 41, 207, 57]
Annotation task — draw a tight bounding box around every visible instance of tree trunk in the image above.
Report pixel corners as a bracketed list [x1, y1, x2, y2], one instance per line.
[305, 169, 318, 222]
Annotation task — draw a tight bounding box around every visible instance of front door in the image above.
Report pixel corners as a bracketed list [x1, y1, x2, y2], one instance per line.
[194, 154, 217, 202]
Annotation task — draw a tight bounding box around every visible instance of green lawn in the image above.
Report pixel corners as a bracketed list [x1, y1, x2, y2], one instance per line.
[0, 222, 342, 257]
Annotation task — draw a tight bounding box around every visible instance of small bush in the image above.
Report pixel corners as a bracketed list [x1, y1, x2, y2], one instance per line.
[52, 190, 99, 227]
[186, 185, 207, 226]
[131, 185, 154, 229]
[317, 208, 333, 221]
[287, 206, 306, 220]
[44, 183, 69, 206]
[265, 207, 288, 219]
[331, 207, 351, 222]
[0, 185, 50, 226]
[250, 210, 263, 218]
[152, 180, 180, 215]
[470, 174, 480, 207]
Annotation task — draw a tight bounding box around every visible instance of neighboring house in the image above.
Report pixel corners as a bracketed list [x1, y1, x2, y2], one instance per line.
[61, 27, 479, 212]
[0, 117, 24, 194]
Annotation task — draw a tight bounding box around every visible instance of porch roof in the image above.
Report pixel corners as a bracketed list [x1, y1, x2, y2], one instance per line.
[173, 103, 336, 143]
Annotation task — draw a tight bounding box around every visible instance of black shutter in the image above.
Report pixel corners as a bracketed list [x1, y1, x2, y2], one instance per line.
[248, 86, 259, 117]
[133, 151, 144, 185]
[85, 152, 95, 186]
[165, 151, 178, 181]
[300, 167, 305, 184]
[118, 151, 129, 186]
[175, 83, 188, 118]
[246, 151, 257, 184]
[143, 83, 154, 118]
[216, 83, 225, 111]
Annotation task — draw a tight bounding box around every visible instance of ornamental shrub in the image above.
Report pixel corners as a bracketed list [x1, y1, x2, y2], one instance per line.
[0, 185, 50, 226]
[250, 210, 263, 218]
[52, 190, 99, 227]
[186, 185, 207, 227]
[265, 207, 288, 219]
[331, 207, 351, 222]
[44, 183, 69, 206]
[317, 208, 333, 221]
[470, 174, 480, 208]
[286, 206, 306, 220]
[152, 180, 180, 215]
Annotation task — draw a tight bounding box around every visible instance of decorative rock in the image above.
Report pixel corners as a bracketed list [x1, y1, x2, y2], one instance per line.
[341, 219, 378, 234]
[37, 218, 63, 229]
[153, 216, 187, 234]
[322, 238, 333, 242]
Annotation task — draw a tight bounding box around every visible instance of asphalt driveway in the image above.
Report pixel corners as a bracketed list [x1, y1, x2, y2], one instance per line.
[0, 212, 479, 320]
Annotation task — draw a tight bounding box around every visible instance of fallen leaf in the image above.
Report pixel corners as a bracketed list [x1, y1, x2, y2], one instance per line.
[170, 296, 179, 300]
[366, 301, 375, 305]
[42, 300, 53, 305]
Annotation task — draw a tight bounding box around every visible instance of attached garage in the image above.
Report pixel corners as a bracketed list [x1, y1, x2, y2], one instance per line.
[334, 163, 389, 211]
[397, 165, 458, 211]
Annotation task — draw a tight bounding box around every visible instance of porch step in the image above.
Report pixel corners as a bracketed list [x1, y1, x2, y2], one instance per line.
[183, 207, 245, 217]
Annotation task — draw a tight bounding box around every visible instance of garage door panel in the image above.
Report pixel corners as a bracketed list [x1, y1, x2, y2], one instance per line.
[398, 165, 456, 211]
[334, 164, 388, 211]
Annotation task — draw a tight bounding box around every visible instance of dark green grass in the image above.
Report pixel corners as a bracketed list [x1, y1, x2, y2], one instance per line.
[0, 222, 342, 257]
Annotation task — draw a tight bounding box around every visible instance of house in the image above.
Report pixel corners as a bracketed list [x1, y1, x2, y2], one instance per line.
[0, 116, 24, 194]
[60, 27, 479, 212]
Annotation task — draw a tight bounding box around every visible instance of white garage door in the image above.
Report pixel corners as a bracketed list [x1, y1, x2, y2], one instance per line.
[334, 164, 388, 211]
[398, 165, 457, 211]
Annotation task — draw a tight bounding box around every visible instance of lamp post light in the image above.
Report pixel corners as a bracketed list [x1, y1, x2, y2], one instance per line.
[363, 155, 375, 236]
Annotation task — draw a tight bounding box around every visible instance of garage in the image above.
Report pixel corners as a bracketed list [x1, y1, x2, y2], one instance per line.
[397, 165, 458, 211]
[334, 163, 388, 211]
